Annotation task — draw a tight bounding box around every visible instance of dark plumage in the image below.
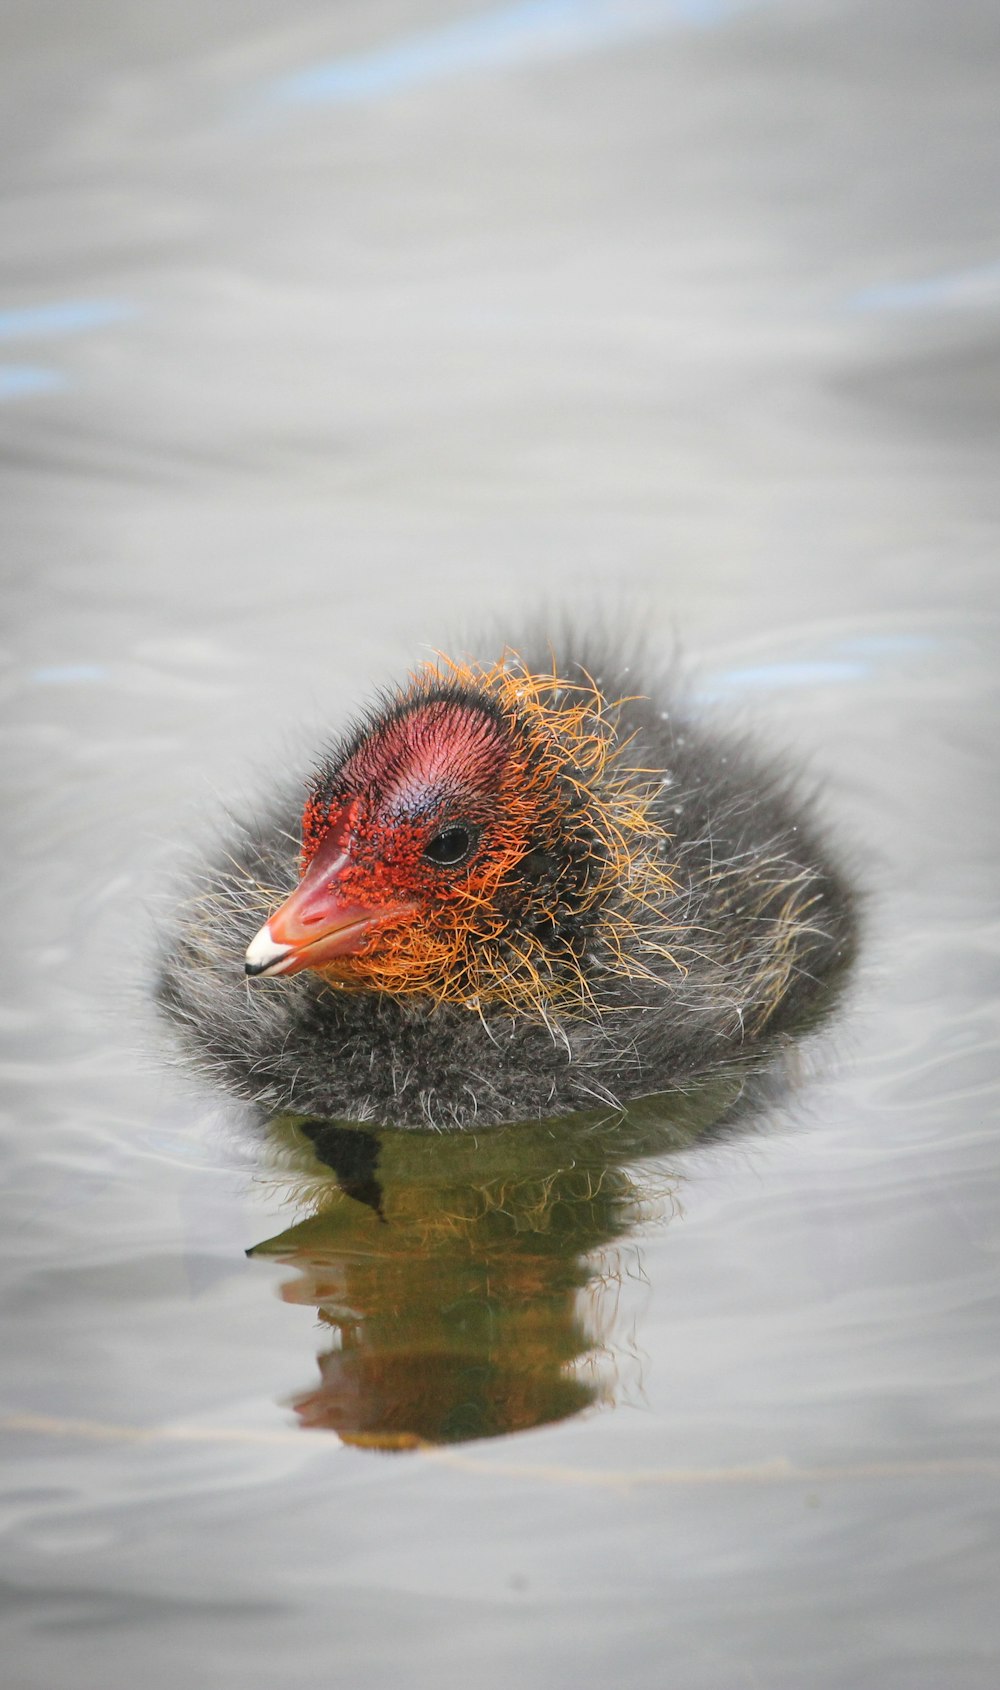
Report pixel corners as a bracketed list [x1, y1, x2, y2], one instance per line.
[157, 639, 856, 1130]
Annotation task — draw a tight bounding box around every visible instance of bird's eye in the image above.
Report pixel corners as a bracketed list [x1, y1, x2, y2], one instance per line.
[423, 824, 477, 867]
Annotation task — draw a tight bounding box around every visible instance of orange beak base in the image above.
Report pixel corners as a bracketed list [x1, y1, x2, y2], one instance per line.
[245, 831, 412, 980]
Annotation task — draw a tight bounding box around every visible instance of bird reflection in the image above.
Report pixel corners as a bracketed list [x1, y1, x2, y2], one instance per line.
[249, 1070, 760, 1449]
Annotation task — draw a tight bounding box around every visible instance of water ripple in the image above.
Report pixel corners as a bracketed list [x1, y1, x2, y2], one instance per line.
[258, 0, 769, 111]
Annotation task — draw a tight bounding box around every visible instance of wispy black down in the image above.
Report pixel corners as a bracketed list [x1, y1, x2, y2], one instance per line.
[158, 640, 857, 1130]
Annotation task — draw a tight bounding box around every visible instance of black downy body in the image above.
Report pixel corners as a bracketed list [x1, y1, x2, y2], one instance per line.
[158, 643, 856, 1130]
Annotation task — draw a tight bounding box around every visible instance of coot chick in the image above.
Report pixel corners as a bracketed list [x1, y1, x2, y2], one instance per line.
[158, 642, 855, 1130]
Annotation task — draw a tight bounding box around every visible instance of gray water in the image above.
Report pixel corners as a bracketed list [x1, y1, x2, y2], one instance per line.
[2, 2, 999, 1686]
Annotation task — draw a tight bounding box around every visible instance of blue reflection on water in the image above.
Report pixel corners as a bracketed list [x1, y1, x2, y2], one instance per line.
[261, 0, 767, 110]
[0, 299, 138, 340]
[31, 665, 109, 685]
[0, 366, 67, 401]
[848, 258, 1000, 314]
[706, 659, 870, 693]
[0, 299, 139, 401]
[702, 633, 939, 699]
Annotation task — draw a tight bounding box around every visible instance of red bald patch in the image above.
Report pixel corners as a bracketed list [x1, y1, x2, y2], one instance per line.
[340, 700, 509, 809]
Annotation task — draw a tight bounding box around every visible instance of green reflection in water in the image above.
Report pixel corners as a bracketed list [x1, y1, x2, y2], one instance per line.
[250, 1073, 759, 1450]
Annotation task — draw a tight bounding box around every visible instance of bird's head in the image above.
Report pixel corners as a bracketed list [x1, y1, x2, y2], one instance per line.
[245, 655, 671, 1014]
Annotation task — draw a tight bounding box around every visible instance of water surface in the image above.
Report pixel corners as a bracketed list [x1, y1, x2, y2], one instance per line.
[2, 2, 999, 1687]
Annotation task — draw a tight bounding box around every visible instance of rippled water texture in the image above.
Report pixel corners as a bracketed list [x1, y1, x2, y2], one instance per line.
[2, 2, 999, 1687]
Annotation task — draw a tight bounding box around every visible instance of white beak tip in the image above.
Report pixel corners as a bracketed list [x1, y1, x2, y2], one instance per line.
[245, 922, 294, 979]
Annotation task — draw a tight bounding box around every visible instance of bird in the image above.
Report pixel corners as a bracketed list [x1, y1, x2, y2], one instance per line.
[157, 638, 856, 1131]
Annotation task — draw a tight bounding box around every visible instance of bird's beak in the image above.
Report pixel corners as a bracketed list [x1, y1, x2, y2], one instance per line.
[245, 832, 412, 980]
